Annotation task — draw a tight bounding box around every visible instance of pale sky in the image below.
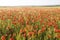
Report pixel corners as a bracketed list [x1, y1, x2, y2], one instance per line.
[0, 0, 60, 6]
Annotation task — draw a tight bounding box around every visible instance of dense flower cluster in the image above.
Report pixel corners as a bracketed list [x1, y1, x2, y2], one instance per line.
[0, 7, 60, 40]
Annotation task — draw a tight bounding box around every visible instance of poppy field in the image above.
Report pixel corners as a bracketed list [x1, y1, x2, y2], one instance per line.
[0, 7, 60, 40]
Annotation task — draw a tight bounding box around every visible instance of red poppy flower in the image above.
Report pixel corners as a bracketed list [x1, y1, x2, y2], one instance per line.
[10, 37, 14, 40]
[1, 35, 6, 40]
[35, 25, 38, 29]
[23, 33, 26, 37]
[56, 34, 60, 38]
[41, 26, 46, 32]
[48, 22, 52, 26]
[55, 29, 60, 33]
[28, 32, 34, 37]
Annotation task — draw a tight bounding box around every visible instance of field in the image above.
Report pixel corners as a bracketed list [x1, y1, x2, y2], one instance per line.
[0, 7, 60, 40]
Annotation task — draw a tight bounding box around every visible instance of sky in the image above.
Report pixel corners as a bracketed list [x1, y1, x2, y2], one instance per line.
[0, 0, 60, 6]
